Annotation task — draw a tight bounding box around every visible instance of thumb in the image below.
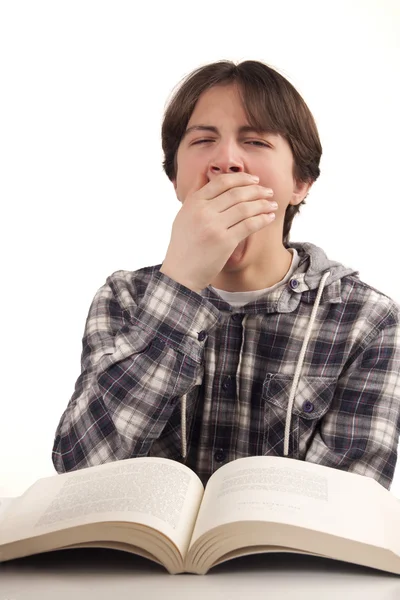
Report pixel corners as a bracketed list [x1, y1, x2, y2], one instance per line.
[186, 171, 209, 202]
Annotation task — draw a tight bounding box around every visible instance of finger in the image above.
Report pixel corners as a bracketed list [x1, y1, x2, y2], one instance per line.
[185, 171, 210, 202]
[199, 172, 258, 202]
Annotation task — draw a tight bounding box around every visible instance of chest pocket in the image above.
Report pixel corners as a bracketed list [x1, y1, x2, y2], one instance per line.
[262, 373, 337, 459]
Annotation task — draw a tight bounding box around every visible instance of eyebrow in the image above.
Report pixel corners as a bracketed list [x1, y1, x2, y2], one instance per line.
[182, 125, 274, 139]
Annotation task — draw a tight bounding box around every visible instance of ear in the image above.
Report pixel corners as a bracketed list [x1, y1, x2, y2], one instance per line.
[289, 179, 313, 206]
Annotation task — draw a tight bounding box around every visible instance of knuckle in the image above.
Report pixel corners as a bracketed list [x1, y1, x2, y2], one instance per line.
[244, 217, 254, 232]
[203, 221, 219, 241]
[229, 186, 241, 201]
[238, 202, 249, 216]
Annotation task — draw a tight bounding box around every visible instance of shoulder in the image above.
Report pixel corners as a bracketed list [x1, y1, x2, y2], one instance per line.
[105, 265, 161, 295]
[343, 274, 399, 314]
[340, 274, 400, 334]
[90, 264, 162, 313]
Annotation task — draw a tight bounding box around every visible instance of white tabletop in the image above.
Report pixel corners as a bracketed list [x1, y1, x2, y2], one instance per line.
[0, 549, 399, 600]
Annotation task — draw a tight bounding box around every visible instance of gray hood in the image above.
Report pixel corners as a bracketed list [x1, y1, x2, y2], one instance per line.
[290, 242, 359, 289]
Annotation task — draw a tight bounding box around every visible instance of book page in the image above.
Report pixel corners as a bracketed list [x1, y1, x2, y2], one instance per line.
[0, 498, 15, 522]
[189, 456, 391, 550]
[383, 489, 400, 556]
[0, 457, 203, 558]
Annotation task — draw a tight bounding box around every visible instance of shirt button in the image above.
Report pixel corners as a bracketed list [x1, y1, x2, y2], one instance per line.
[290, 278, 299, 290]
[222, 376, 234, 392]
[214, 449, 226, 462]
[198, 330, 207, 342]
[303, 400, 315, 413]
[231, 313, 243, 322]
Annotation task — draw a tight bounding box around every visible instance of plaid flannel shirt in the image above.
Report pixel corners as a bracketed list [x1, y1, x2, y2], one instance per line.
[52, 242, 400, 489]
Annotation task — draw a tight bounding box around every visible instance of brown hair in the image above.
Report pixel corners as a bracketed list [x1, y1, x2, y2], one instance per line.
[161, 60, 322, 245]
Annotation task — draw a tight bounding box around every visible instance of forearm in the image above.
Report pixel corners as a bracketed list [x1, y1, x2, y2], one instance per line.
[52, 353, 198, 473]
[52, 270, 220, 473]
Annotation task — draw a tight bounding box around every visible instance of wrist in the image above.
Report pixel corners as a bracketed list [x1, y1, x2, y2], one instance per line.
[159, 266, 202, 294]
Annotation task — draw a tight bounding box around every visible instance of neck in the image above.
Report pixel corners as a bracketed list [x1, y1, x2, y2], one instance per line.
[210, 244, 293, 292]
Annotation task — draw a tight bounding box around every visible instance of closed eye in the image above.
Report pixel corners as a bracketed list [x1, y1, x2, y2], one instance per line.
[247, 141, 271, 147]
[191, 139, 271, 147]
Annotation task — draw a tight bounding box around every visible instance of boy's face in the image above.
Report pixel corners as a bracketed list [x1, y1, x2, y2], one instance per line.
[172, 83, 311, 285]
[173, 83, 310, 211]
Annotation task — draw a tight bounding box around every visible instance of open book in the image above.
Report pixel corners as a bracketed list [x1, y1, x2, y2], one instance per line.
[1, 456, 400, 575]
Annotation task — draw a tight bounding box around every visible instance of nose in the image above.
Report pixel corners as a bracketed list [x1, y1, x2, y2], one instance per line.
[208, 164, 243, 177]
[207, 142, 245, 180]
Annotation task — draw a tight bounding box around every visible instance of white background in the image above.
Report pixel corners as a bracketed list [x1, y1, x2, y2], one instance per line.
[0, 0, 399, 497]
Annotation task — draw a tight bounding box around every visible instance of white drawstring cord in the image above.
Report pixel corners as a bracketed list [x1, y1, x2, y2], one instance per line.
[181, 394, 187, 458]
[283, 271, 331, 456]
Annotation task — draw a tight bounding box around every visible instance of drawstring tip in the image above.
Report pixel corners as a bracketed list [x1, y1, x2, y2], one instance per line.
[181, 395, 187, 460]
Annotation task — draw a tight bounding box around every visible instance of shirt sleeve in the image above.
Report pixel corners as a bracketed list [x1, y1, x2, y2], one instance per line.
[52, 270, 220, 473]
[305, 317, 400, 490]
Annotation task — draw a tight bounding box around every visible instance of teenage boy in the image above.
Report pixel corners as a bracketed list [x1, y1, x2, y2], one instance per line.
[52, 60, 400, 489]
